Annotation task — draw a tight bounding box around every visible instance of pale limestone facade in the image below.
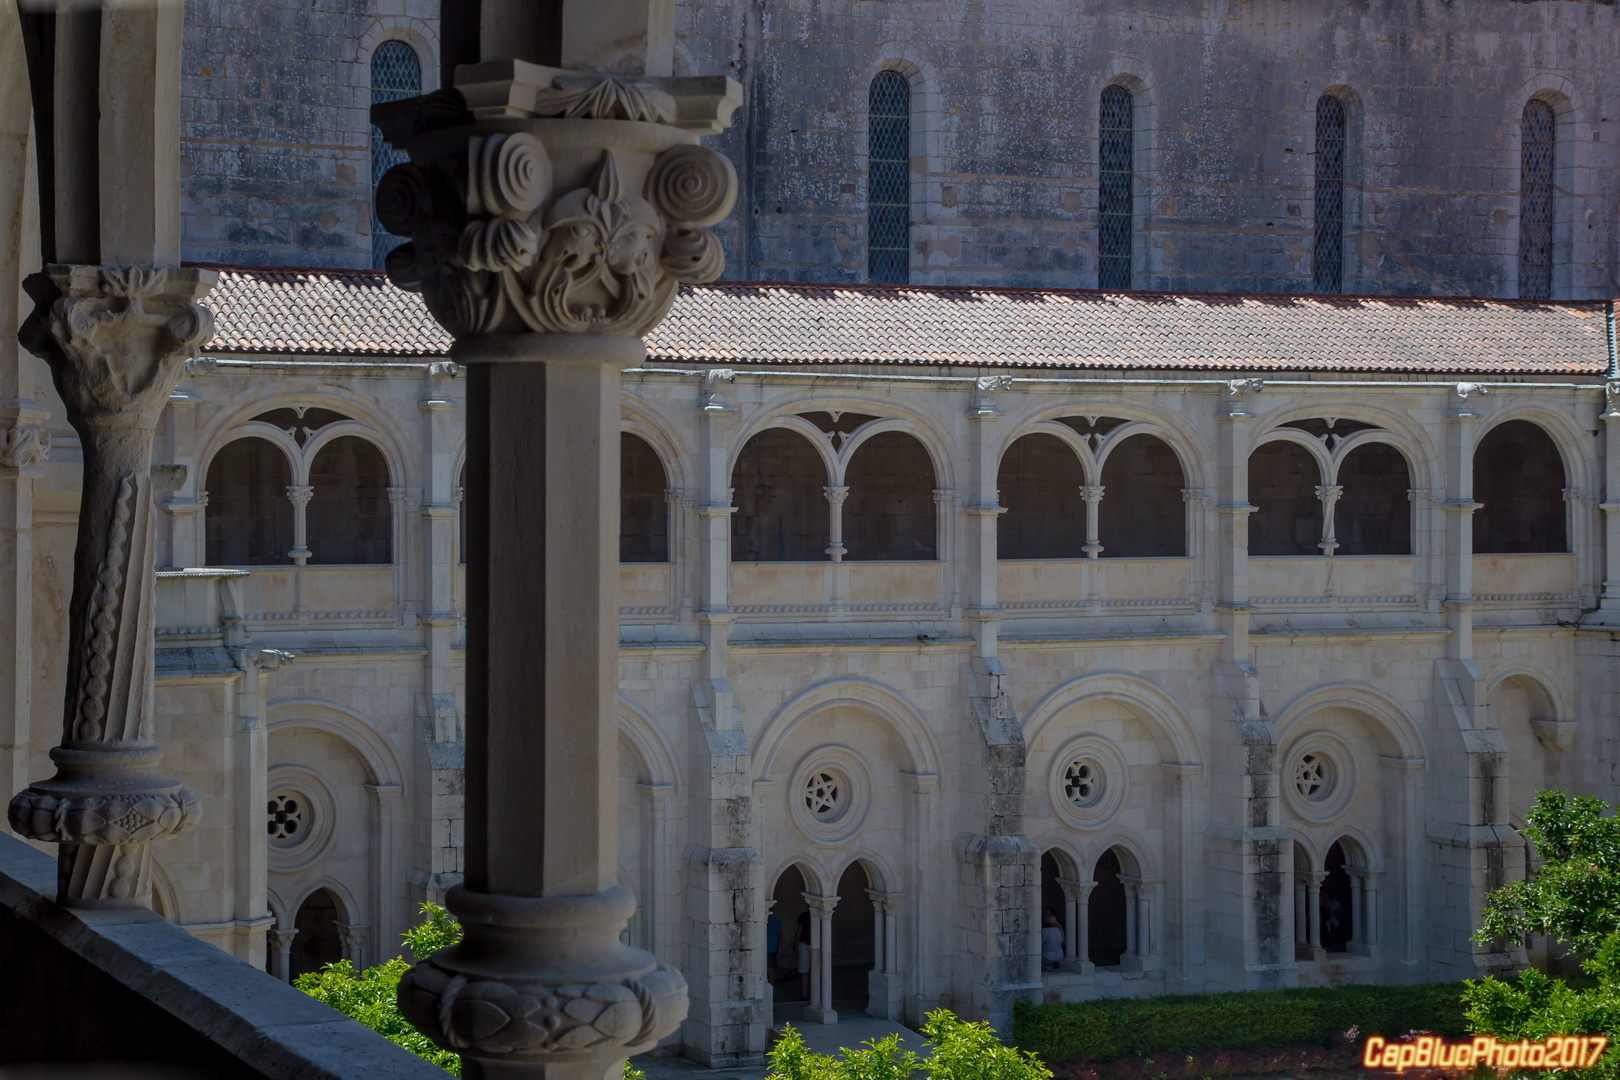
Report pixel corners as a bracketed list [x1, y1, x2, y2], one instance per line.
[5, 346, 1602, 1060]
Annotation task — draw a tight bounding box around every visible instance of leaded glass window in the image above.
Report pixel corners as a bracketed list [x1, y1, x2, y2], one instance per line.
[371, 41, 421, 270]
[1098, 85, 1133, 291]
[1313, 96, 1346, 294]
[1519, 99, 1555, 301]
[868, 71, 911, 285]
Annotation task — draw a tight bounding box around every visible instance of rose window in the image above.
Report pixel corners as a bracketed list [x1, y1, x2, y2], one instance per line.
[1063, 758, 1102, 808]
[804, 771, 842, 819]
[1295, 753, 1331, 801]
[267, 794, 304, 842]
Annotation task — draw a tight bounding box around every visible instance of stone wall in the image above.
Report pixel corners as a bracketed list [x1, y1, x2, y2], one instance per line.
[178, 0, 1619, 296]
[682, 0, 1619, 296]
[179, 0, 441, 268]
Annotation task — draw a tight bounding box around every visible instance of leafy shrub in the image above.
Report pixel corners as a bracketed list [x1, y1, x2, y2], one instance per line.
[295, 901, 646, 1079]
[1463, 790, 1620, 1080]
[766, 1009, 1050, 1080]
[1011, 983, 1468, 1067]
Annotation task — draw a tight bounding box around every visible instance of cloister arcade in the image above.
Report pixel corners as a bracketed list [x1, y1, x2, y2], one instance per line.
[123, 346, 1616, 1042]
[196, 403, 1574, 572]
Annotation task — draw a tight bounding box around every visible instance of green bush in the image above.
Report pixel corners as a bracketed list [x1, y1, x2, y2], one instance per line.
[1011, 982, 1469, 1066]
[766, 1009, 1050, 1080]
[1463, 790, 1620, 1080]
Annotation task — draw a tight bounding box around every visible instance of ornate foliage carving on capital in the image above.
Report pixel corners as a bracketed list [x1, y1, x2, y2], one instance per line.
[372, 81, 737, 343]
[21, 266, 217, 428]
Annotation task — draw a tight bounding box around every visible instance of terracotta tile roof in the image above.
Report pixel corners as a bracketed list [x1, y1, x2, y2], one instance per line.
[198, 265, 452, 356]
[196, 265, 1614, 376]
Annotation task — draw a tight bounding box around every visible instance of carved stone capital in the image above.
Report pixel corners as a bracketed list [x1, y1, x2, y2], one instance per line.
[0, 423, 50, 470]
[371, 80, 737, 343]
[398, 885, 687, 1066]
[21, 266, 217, 432]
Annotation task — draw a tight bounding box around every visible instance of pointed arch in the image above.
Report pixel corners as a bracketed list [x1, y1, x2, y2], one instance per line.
[1022, 671, 1203, 768]
[1271, 683, 1427, 763]
[266, 699, 405, 788]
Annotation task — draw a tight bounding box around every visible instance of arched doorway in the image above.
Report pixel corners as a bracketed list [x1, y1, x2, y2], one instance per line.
[770, 864, 812, 1014]
[1321, 841, 1353, 953]
[830, 863, 876, 1014]
[289, 888, 344, 980]
[1089, 848, 1128, 966]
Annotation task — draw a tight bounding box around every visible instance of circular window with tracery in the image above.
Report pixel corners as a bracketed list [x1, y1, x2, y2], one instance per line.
[805, 770, 843, 820]
[1047, 735, 1127, 829]
[1063, 758, 1103, 808]
[1294, 753, 1333, 802]
[267, 792, 309, 849]
[1282, 736, 1357, 823]
[789, 748, 870, 846]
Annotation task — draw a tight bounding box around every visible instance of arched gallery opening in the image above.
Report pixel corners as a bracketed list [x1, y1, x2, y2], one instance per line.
[289, 888, 344, 980]
[1249, 441, 1321, 555]
[621, 432, 670, 563]
[1334, 443, 1411, 555]
[1097, 434, 1185, 557]
[205, 437, 294, 565]
[1474, 420, 1566, 554]
[843, 432, 937, 560]
[998, 433, 1086, 559]
[1294, 838, 1368, 959]
[829, 863, 877, 1010]
[732, 429, 829, 561]
[1089, 848, 1129, 967]
[307, 436, 392, 564]
[1320, 841, 1353, 953]
[770, 864, 811, 1003]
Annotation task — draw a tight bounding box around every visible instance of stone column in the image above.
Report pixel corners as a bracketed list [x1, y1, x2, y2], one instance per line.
[0, 399, 49, 810]
[1315, 484, 1343, 556]
[1304, 871, 1326, 950]
[804, 893, 838, 1024]
[824, 485, 849, 560]
[869, 891, 886, 972]
[1597, 378, 1620, 619]
[376, 59, 740, 1079]
[337, 921, 369, 968]
[271, 926, 299, 983]
[1080, 485, 1104, 559]
[286, 484, 313, 564]
[7, 265, 214, 907]
[1058, 878, 1094, 975]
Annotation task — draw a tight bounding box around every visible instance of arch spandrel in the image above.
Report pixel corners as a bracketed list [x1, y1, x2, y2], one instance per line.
[1021, 671, 1203, 769]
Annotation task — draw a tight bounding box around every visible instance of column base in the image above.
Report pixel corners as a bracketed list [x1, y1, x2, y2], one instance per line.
[1059, 958, 1095, 976]
[398, 885, 688, 1075]
[803, 1006, 838, 1025]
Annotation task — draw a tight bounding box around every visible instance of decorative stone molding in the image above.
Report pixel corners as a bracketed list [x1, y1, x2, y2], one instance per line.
[7, 265, 215, 909]
[398, 886, 687, 1059]
[1529, 718, 1578, 753]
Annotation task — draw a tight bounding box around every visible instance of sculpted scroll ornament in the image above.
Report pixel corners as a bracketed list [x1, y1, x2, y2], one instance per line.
[377, 121, 736, 339]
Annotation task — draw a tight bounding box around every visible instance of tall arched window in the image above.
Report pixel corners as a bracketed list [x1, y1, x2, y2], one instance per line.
[843, 432, 937, 560]
[1098, 434, 1186, 558]
[731, 429, 830, 561]
[1519, 99, 1555, 301]
[1474, 420, 1566, 554]
[1313, 95, 1346, 294]
[370, 41, 421, 270]
[998, 434, 1086, 560]
[307, 436, 393, 564]
[1249, 441, 1322, 556]
[868, 71, 911, 285]
[205, 437, 294, 566]
[621, 433, 669, 563]
[1098, 85, 1133, 290]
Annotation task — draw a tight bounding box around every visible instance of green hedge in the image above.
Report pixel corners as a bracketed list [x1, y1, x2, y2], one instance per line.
[1011, 983, 1470, 1066]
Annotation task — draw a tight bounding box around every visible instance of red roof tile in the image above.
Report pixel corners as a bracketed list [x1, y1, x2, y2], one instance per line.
[195, 266, 1614, 376]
